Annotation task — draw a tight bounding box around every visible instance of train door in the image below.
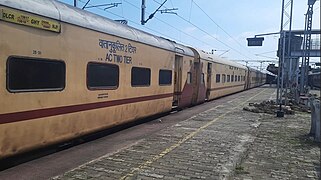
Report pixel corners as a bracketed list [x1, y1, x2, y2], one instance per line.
[246, 69, 251, 89]
[173, 55, 183, 106]
[206, 62, 212, 99]
[244, 70, 248, 90]
[191, 61, 200, 105]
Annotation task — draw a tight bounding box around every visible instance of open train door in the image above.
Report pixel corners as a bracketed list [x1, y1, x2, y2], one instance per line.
[244, 69, 248, 89]
[246, 67, 251, 89]
[192, 58, 206, 105]
[191, 61, 200, 105]
[173, 55, 183, 106]
[188, 48, 206, 106]
[206, 62, 212, 99]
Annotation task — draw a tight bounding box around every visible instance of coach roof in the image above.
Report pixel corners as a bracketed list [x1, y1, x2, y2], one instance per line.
[0, 0, 193, 55]
[194, 49, 247, 69]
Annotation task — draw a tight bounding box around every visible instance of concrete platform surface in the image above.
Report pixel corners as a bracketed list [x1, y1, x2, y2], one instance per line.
[50, 87, 320, 180]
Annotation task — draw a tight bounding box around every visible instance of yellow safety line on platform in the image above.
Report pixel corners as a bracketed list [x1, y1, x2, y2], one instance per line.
[120, 88, 267, 180]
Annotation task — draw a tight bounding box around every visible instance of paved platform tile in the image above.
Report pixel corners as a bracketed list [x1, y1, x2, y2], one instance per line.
[52, 88, 319, 180]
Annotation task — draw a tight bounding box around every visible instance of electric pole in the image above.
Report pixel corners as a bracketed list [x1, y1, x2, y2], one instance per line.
[141, 0, 177, 25]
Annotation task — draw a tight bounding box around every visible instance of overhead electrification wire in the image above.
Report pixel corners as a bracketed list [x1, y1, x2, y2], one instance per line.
[122, 0, 217, 48]
[151, 0, 253, 60]
[192, 1, 254, 56]
[175, 13, 252, 60]
[76, 0, 255, 61]
[254, 54, 278, 59]
[188, 0, 193, 21]
[120, 0, 124, 16]
[77, 0, 213, 49]
[231, 59, 278, 62]
[169, 0, 174, 8]
[255, 50, 277, 55]
[77, 0, 173, 39]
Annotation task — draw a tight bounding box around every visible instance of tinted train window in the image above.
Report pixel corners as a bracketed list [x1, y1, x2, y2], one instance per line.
[7, 57, 65, 92]
[216, 74, 221, 83]
[87, 62, 119, 89]
[131, 67, 151, 86]
[159, 69, 172, 85]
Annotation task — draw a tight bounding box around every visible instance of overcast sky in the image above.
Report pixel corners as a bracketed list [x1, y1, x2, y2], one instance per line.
[59, 0, 320, 71]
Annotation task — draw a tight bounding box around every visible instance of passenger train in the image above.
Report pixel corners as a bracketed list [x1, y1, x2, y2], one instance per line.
[0, 0, 265, 159]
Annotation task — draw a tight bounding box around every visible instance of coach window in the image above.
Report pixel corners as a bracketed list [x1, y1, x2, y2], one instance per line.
[187, 72, 192, 84]
[227, 75, 230, 82]
[159, 69, 172, 85]
[131, 67, 151, 86]
[201, 73, 205, 84]
[222, 74, 226, 83]
[216, 74, 221, 83]
[87, 62, 119, 89]
[7, 57, 65, 92]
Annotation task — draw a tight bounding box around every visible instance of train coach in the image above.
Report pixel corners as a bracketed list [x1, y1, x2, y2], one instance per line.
[308, 72, 320, 89]
[0, 0, 265, 159]
[188, 49, 248, 101]
[247, 68, 266, 89]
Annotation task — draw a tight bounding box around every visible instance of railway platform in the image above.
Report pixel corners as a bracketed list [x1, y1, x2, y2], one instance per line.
[52, 86, 319, 180]
[1, 86, 320, 180]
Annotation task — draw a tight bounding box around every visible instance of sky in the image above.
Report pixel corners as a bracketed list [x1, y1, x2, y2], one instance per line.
[58, 0, 320, 72]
